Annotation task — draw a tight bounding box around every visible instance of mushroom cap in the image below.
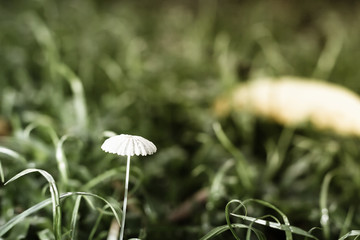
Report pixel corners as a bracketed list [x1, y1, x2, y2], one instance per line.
[101, 134, 157, 156]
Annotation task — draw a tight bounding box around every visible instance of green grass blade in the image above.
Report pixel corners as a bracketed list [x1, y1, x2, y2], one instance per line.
[305, 227, 322, 240]
[0, 161, 4, 183]
[0, 146, 27, 164]
[243, 199, 293, 240]
[88, 210, 104, 240]
[70, 196, 82, 240]
[235, 215, 318, 239]
[37, 229, 56, 240]
[225, 199, 246, 240]
[76, 192, 121, 225]
[338, 230, 360, 240]
[23, 122, 59, 146]
[0, 192, 120, 238]
[212, 122, 252, 189]
[55, 135, 71, 187]
[226, 199, 318, 240]
[320, 172, 334, 240]
[57, 64, 88, 131]
[84, 168, 124, 190]
[208, 160, 234, 210]
[83, 167, 143, 195]
[0, 193, 68, 237]
[5, 168, 62, 240]
[339, 206, 355, 238]
[200, 223, 265, 240]
[265, 127, 294, 179]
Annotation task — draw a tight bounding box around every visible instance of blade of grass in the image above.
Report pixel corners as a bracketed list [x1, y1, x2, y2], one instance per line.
[200, 223, 265, 240]
[227, 199, 319, 240]
[243, 199, 293, 240]
[88, 209, 104, 240]
[5, 168, 62, 240]
[236, 215, 318, 239]
[208, 159, 234, 210]
[338, 230, 360, 240]
[339, 206, 355, 238]
[57, 64, 88, 131]
[23, 122, 59, 146]
[225, 199, 246, 240]
[312, 15, 344, 79]
[0, 192, 120, 238]
[83, 167, 143, 195]
[320, 172, 334, 240]
[70, 196, 82, 240]
[265, 127, 294, 179]
[253, 24, 293, 72]
[0, 161, 4, 183]
[212, 122, 252, 189]
[55, 135, 71, 187]
[0, 192, 68, 237]
[38, 229, 55, 240]
[304, 227, 322, 240]
[0, 146, 27, 164]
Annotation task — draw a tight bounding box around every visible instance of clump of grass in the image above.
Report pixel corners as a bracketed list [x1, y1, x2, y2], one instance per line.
[0, 165, 121, 239]
[1, 0, 360, 239]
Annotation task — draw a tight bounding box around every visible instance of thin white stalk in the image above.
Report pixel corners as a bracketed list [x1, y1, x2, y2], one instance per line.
[119, 155, 131, 240]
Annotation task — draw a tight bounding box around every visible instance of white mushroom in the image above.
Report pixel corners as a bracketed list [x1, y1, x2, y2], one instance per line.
[101, 134, 157, 157]
[101, 134, 157, 240]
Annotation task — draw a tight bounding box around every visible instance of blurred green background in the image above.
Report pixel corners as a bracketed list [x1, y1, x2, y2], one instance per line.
[1, 0, 360, 239]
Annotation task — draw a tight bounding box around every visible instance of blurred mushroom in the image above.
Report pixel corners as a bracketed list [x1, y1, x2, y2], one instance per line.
[214, 76, 360, 136]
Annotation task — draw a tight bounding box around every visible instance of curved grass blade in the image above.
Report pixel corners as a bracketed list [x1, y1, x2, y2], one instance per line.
[265, 127, 294, 179]
[56, 135, 72, 187]
[225, 199, 246, 240]
[23, 122, 58, 146]
[305, 227, 322, 240]
[79, 192, 121, 224]
[57, 64, 88, 131]
[208, 160, 234, 210]
[320, 172, 334, 239]
[83, 167, 143, 195]
[227, 199, 319, 240]
[0, 147, 27, 181]
[0, 147, 27, 164]
[338, 230, 360, 240]
[23, 124, 71, 188]
[200, 223, 265, 240]
[339, 206, 355, 238]
[4, 168, 62, 240]
[244, 199, 293, 240]
[212, 122, 252, 189]
[38, 229, 56, 240]
[0, 161, 4, 183]
[0, 192, 70, 237]
[70, 196, 82, 240]
[0, 192, 120, 238]
[235, 215, 318, 240]
[88, 210, 104, 240]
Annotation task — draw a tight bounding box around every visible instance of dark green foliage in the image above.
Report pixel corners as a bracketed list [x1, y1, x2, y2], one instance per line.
[1, 0, 360, 239]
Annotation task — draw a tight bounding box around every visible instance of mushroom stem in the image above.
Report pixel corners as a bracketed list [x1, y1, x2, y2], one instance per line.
[119, 155, 131, 240]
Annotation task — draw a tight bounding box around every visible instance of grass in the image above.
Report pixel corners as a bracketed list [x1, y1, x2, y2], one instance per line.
[1, 0, 360, 239]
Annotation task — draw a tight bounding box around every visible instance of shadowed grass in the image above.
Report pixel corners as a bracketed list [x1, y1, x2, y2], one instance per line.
[1, 0, 360, 239]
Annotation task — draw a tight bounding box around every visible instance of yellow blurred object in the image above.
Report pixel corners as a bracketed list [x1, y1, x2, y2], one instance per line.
[214, 76, 360, 136]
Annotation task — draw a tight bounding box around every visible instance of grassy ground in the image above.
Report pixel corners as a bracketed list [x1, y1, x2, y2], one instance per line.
[1, 0, 360, 239]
